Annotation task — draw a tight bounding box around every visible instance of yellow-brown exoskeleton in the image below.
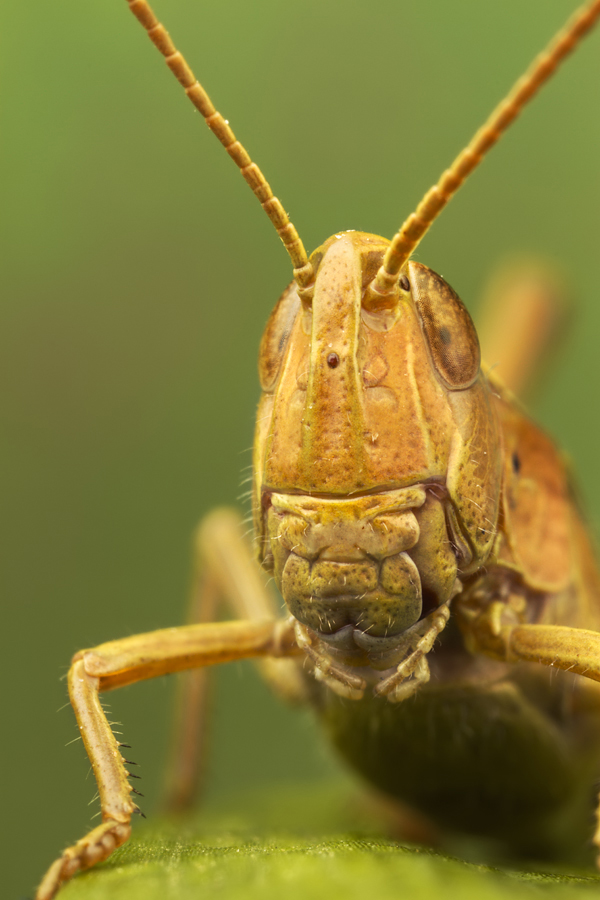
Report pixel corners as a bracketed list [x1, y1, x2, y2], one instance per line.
[36, 1, 600, 897]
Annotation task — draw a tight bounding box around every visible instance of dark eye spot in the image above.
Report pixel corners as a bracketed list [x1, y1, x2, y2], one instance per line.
[327, 352, 340, 368]
[512, 452, 521, 474]
[438, 326, 452, 346]
[399, 274, 410, 292]
[278, 328, 291, 352]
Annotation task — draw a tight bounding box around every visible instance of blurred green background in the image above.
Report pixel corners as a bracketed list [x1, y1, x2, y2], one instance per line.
[2, 1, 600, 896]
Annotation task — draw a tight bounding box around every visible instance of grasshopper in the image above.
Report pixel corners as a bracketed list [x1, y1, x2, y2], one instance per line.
[35, 1, 600, 896]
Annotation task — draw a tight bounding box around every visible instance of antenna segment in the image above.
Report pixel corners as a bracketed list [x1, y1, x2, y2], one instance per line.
[370, 0, 600, 299]
[126, 0, 314, 292]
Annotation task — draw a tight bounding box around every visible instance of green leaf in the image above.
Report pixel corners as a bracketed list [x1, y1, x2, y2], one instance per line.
[60, 783, 600, 900]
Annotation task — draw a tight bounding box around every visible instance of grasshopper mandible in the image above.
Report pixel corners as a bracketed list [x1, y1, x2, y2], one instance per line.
[36, 1, 600, 896]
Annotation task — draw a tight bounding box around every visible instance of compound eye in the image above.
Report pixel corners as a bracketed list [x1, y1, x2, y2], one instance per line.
[258, 282, 300, 392]
[409, 261, 480, 389]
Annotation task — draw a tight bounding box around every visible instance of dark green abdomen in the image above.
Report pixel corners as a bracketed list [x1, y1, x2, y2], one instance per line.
[313, 672, 600, 859]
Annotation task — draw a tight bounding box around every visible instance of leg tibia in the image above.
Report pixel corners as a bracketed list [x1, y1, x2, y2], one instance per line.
[36, 659, 137, 900]
[69, 660, 137, 819]
[166, 508, 306, 811]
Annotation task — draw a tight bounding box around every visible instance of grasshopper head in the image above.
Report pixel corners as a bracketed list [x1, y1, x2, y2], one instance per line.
[253, 231, 502, 693]
[120, 0, 598, 695]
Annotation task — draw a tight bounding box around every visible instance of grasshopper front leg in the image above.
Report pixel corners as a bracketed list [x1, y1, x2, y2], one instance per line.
[36, 617, 299, 900]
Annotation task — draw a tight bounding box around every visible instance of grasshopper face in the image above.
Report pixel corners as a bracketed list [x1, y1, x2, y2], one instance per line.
[254, 231, 503, 682]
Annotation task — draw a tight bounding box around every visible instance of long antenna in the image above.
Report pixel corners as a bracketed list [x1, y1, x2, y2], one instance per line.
[369, 0, 600, 300]
[125, 0, 314, 292]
